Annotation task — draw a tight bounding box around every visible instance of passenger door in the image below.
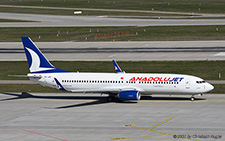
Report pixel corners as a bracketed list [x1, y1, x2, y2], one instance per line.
[185, 79, 190, 89]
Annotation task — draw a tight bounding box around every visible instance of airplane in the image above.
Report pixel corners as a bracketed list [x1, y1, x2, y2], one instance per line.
[21, 37, 214, 102]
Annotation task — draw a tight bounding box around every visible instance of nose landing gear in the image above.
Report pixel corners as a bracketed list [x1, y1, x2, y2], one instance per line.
[190, 94, 202, 101]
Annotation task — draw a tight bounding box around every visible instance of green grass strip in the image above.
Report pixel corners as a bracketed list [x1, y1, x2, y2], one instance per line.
[0, 25, 225, 42]
[0, 18, 35, 22]
[1, 0, 225, 14]
[1, 61, 225, 80]
[0, 7, 187, 17]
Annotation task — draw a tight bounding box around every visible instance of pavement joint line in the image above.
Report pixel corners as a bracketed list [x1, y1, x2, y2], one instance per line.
[22, 129, 68, 141]
[198, 100, 225, 102]
[4, 98, 225, 102]
[182, 20, 193, 25]
[141, 100, 193, 102]
[111, 134, 164, 140]
[2, 98, 97, 102]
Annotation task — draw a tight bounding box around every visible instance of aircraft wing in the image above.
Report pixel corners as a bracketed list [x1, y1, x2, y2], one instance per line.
[54, 78, 143, 94]
[71, 88, 120, 93]
[70, 87, 143, 94]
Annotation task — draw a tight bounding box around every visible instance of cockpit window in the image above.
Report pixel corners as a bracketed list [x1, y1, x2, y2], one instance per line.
[196, 81, 205, 84]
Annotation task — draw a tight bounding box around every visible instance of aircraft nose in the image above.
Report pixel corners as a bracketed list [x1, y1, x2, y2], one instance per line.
[207, 83, 214, 91]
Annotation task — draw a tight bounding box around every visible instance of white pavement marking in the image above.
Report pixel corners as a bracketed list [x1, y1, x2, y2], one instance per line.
[213, 52, 225, 56]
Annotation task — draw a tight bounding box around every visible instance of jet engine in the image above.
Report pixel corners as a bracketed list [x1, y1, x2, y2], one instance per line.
[118, 90, 141, 100]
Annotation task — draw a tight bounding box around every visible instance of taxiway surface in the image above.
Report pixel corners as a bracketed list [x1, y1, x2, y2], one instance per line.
[1, 12, 225, 27]
[0, 93, 224, 141]
[1, 41, 225, 61]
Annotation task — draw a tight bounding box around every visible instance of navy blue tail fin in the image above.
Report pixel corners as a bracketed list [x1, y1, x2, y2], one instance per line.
[113, 60, 123, 73]
[21, 37, 68, 73]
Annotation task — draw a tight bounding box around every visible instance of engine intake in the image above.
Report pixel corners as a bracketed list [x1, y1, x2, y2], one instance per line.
[118, 90, 141, 100]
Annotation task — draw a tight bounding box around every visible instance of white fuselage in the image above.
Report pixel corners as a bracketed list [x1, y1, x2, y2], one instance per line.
[28, 72, 214, 95]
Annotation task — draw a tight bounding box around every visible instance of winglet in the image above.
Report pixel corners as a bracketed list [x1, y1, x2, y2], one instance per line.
[54, 78, 67, 91]
[112, 60, 124, 73]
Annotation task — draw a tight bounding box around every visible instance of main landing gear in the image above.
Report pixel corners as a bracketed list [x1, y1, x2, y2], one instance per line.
[107, 96, 114, 102]
[107, 95, 119, 102]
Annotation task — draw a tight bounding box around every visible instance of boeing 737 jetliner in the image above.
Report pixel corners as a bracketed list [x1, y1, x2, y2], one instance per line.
[21, 37, 214, 101]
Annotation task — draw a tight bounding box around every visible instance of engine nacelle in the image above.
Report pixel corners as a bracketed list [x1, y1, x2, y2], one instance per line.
[118, 90, 141, 100]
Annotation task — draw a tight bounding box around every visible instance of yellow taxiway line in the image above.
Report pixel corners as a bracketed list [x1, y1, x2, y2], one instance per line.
[148, 117, 173, 130]
[111, 117, 199, 141]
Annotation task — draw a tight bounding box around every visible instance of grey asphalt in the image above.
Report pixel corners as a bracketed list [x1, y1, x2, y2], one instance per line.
[1, 5, 225, 28]
[2, 47, 225, 53]
[1, 12, 225, 27]
[1, 41, 225, 61]
[2, 4, 225, 19]
[2, 4, 225, 18]
[2, 52, 224, 61]
[0, 92, 224, 141]
[1, 5, 225, 141]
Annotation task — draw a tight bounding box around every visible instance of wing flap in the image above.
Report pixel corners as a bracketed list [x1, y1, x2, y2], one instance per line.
[71, 88, 120, 93]
[71, 87, 143, 93]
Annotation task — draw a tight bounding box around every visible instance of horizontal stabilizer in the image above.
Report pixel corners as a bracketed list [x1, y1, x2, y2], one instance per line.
[8, 75, 28, 78]
[8, 75, 42, 78]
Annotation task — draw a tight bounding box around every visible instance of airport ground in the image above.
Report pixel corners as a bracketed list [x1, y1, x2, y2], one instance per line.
[0, 92, 225, 141]
[1, 25, 225, 42]
[1, 13, 225, 28]
[1, 41, 225, 61]
[0, 1, 225, 140]
[1, 0, 225, 14]
[1, 60, 225, 80]
[0, 83, 225, 94]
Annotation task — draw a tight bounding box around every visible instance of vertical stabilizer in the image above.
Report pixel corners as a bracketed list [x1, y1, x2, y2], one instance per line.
[112, 60, 124, 73]
[21, 37, 68, 73]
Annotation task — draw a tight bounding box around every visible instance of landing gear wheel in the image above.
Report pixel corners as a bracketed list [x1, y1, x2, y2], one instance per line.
[107, 95, 120, 102]
[107, 96, 116, 102]
[107, 97, 112, 102]
[191, 97, 195, 101]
